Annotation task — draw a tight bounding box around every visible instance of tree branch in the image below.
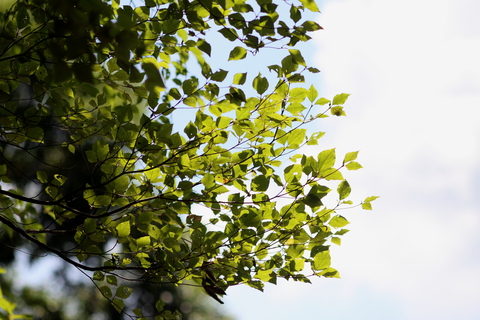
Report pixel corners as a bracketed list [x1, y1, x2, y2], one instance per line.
[0, 213, 145, 272]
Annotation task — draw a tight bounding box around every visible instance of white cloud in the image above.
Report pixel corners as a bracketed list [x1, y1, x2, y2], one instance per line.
[309, 0, 480, 319]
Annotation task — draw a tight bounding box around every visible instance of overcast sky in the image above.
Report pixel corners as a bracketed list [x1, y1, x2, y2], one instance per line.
[224, 0, 480, 319]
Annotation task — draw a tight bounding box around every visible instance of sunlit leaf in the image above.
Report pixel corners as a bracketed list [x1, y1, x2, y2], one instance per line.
[228, 46, 247, 61]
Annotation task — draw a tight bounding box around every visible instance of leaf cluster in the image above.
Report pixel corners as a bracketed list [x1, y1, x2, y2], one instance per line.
[0, 0, 377, 318]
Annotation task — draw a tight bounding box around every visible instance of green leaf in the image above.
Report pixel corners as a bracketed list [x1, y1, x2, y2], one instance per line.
[136, 236, 151, 247]
[288, 73, 305, 83]
[228, 46, 247, 61]
[365, 196, 380, 202]
[251, 175, 269, 192]
[317, 267, 341, 278]
[290, 5, 302, 22]
[346, 161, 363, 170]
[254, 269, 277, 284]
[155, 298, 165, 312]
[331, 237, 341, 246]
[302, 20, 323, 31]
[93, 271, 104, 281]
[197, 39, 212, 56]
[54, 174, 67, 186]
[107, 275, 118, 286]
[219, 28, 239, 41]
[233, 72, 247, 85]
[287, 128, 306, 147]
[298, 0, 320, 12]
[308, 85, 318, 102]
[286, 102, 306, 115]
[93, 195, 111, 207]
[317, 148, 336, 173]
[116, 221, 131, 237]
[84, 218, 97, 233]
[228, 12, 246, 29]
[252, 73, 269, 94]
[133, 308, 143, 317]
[281, 55, 298, 75]
[303, 193, 321, 208]
[115, 285, 134, 299]
[288, 49, 306, 66]
[246, 280, 264, 292]
[322, 168, 344, 180]
[315, 97, 330, 105]
[332, 93, 350, 105]
[331, 106, 346, 116]
[312, 250, 331, 270]
[335, 229, 350, 236]
[46, 186, 58, 199]
[26, 127, 44, 142]
[362, 202, 372, 210]
[182, 78, 198, 95]
[142, 62, 166, 89]
[337, 180, 351, 200]
[343, 151, 359, 163]
[19, 60, 39, 76]
[289, 87, 308, 102]
[362, 196, 379, 210]
[112, 298, 125, 312]
[36, 171, 48, 183]
[329, 215, 350, 228]
[211, 69, 229, 82]
[99, 286, 112, 298]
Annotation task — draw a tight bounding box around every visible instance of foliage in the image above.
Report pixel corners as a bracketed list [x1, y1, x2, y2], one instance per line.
[0, 0, 377, 318]
[0, 267, 232, 320]
[0, 268, 33, 320]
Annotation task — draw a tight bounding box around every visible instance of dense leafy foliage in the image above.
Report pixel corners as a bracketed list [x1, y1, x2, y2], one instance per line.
[0, 0, 376, 318]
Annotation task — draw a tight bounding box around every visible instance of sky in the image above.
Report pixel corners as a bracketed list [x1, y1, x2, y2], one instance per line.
[223, 0, 480, 319]
[6, 0, 480, 319]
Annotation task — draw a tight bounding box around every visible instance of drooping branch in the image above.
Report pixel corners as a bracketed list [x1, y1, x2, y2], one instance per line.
[0, 213, 143, 272]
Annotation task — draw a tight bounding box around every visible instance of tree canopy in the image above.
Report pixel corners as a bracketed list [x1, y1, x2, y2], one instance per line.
[0, 0, 377, 319]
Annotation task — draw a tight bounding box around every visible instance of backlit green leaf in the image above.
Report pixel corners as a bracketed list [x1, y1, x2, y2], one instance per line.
[337, 180, 351, 200]
[317, 148, 336, 173]
[99, 286, 112, 298]
[36, 171, 48, 183]
[332, 93, 350, 105]
[251, 175, 269, 192]
[211, 69, 229, 82]
[116, 285, 134, 299]
[308, 85, 318, 102]
[331, 237, 341, 246]
[329, 215, 349, 228]
[312, 250, 331, 270]
[116, 221, 131, 238]
[219, 28, 239, 41]
[343, 151, 359, 163]
[197, 39, 212, 56]
[298, 0, 320, 12]
[233, 72, 247, 85]
[346, 161, 363, 170]
[107, 275, 118, 286]
[252, 73, 269, 94]
[288, 49, 306, 66]
[228, 46, 247, 61]
[136, 236, 151, 247]
[112, 298, 125, 312]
